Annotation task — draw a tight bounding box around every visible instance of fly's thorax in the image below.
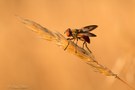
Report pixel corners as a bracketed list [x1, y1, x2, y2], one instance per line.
[71, 29, 79, 38]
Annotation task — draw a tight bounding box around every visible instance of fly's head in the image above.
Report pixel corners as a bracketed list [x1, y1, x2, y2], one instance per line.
[64, 28, 72, 37]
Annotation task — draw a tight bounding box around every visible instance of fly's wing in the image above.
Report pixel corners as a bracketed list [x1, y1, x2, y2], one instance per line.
[81, 25, 98, 32]
[89, 33, 96, 37]
[77, 32, 96, 37]
[77, 33, 90, 43]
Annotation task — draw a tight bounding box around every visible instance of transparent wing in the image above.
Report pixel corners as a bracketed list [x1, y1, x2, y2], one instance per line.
[77, 32, 96, 37]
[81, 25, 98, 32]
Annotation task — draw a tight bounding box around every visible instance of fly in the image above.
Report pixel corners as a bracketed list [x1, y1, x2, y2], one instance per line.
[64, 25, 97, 53]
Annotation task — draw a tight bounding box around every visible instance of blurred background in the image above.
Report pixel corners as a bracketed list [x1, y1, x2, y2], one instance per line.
[0, 0, 135, 90]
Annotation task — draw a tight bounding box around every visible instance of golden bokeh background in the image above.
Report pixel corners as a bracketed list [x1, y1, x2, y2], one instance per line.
[0, 0, 135, 90]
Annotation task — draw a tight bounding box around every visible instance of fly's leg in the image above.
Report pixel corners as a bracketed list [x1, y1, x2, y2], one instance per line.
[82, 41, 86, 49]
[64, 38, 74, 51]
[64, 41, 70, 51]
[75, 38, 78, 53]
[85, 43, 92, 53]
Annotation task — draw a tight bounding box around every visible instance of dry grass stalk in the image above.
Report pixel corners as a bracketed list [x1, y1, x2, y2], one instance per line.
[18, 17, 135, 90]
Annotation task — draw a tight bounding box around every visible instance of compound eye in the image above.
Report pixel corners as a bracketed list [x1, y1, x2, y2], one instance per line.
[64, 28, 72, 37]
